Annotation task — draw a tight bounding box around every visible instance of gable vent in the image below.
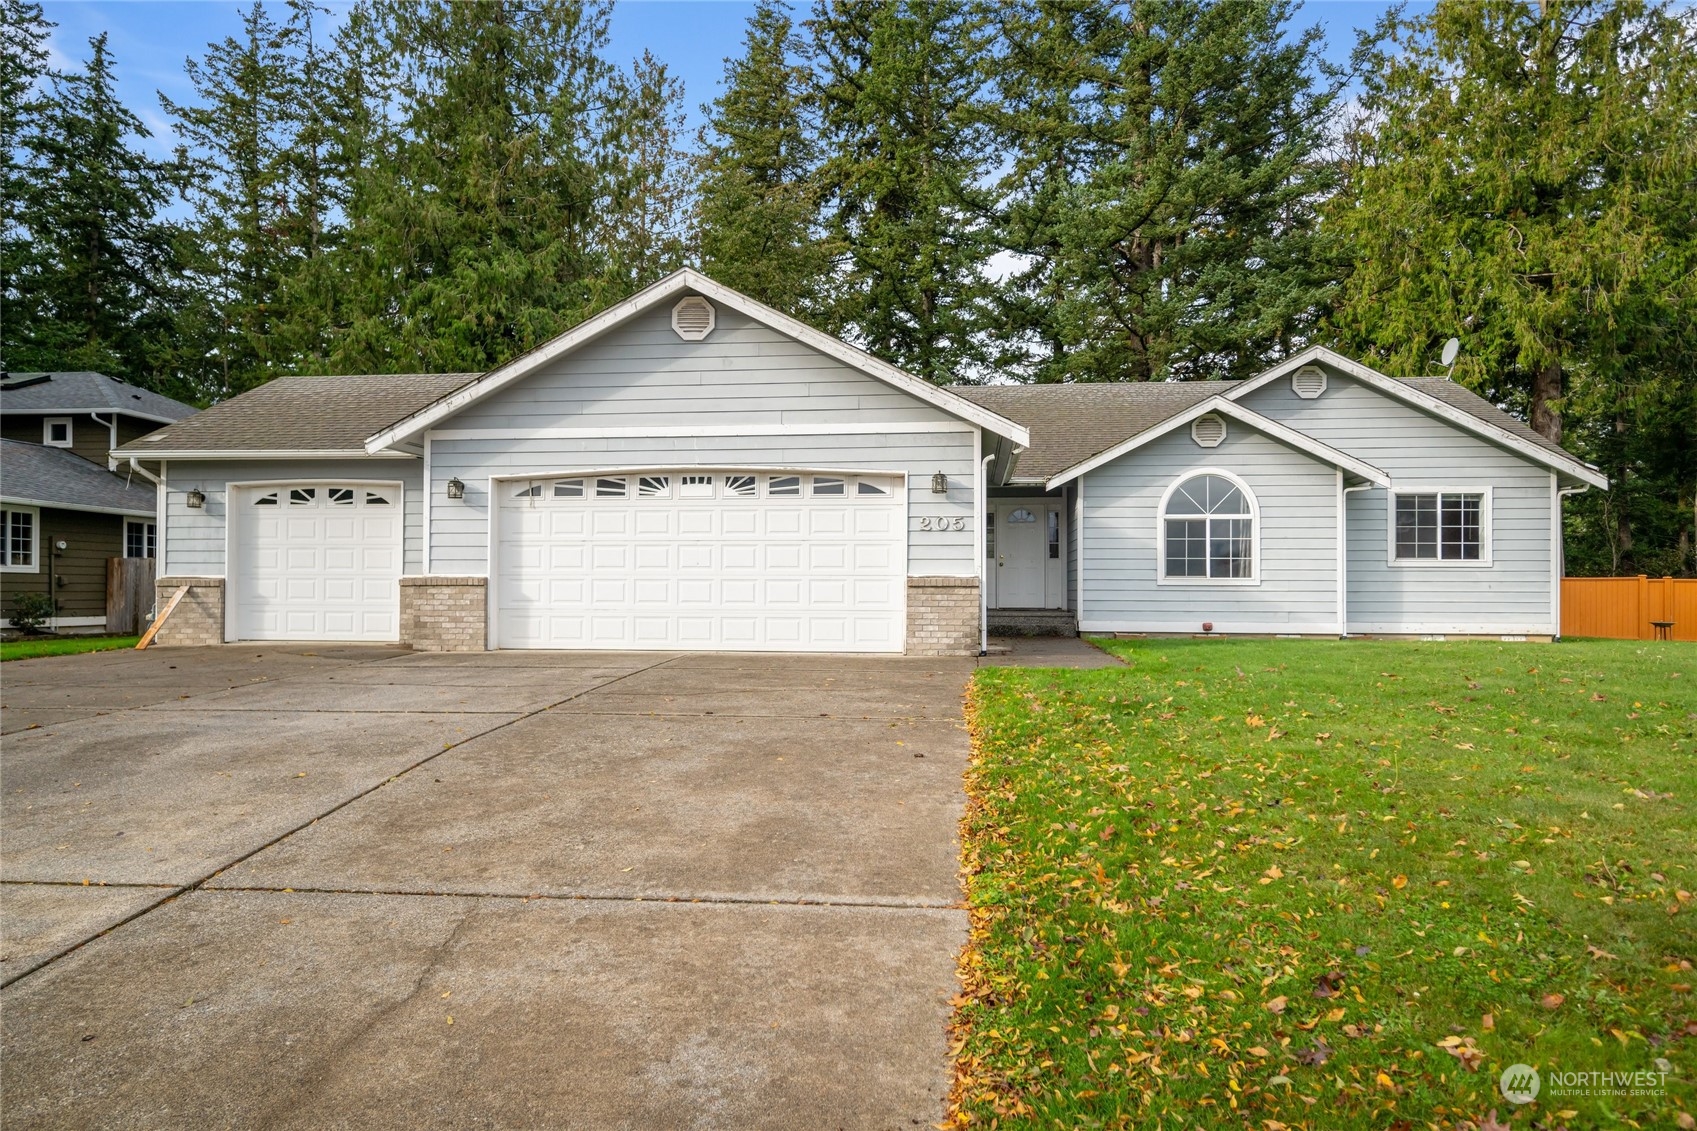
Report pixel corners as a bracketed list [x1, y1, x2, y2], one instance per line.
[1191, 413, 1227, 448]
[1292, 365, 1327, 399]
[671, 296, 716, 341]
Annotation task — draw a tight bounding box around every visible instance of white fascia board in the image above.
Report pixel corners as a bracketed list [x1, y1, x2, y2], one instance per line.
[0, 495, 154, 518]
[1044, 397, 1391, 489]
[363, 268, 1031, 454]
[112, 449, 417, 460]
[1226, 346, 1608, 489]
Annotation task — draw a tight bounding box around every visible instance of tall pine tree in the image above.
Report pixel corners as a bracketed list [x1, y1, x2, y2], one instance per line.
[808, 0, 995, 383]
[694, 0, 829, 315]
[987, 0, 1342, 383]
[2, 31, 187, 390]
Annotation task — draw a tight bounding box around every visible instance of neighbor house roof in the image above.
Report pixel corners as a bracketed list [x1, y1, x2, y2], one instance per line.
[113, 373, 476, 459]
[0, 371, 196, 423]
[1, 438, 157, 516]
[953, 381, 1236, 481]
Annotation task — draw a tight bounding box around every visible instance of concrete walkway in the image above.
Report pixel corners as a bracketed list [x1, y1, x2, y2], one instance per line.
[1, 646, 973, 1129]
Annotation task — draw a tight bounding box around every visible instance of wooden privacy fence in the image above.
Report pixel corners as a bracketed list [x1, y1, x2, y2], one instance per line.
[1561, 576, 1697, 640]
[107, 557, 156, 635]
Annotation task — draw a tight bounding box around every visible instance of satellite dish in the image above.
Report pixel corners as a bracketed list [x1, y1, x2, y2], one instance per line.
[1440, 337, 1460, 368]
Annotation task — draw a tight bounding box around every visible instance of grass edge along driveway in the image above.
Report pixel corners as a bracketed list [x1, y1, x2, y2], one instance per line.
[1, 634, 140, 662]
[948, 639, 1695, 1129]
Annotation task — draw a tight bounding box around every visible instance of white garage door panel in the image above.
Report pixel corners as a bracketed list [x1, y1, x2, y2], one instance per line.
[497, 470, 905, 652]
[234, 484, 401, 642]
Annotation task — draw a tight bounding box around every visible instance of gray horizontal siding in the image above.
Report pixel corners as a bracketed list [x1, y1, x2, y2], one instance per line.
[1081, 425, 1340, 633]
[440, 305, 959, 431]
[1238, 372, 1555, 633]
[161, 458, 424, 577]
[427, 431, 977, 577]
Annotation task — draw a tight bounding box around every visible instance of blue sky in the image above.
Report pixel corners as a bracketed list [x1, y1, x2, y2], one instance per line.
[39, 0, 1410, 158]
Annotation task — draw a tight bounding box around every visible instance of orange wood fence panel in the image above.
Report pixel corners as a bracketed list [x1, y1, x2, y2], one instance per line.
[1561, 576, 1697, 640]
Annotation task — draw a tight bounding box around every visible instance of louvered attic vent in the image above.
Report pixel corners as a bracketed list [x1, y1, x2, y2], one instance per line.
[1292, 364, 1327, 399]
[671, 296, 716, 341]
[1191, 413, 1227, 448]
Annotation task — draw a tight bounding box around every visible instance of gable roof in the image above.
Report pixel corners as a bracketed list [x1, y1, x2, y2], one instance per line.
[1224, 346, 1606, 488]
[0, 371, 196, 423]
[363, 268, 1030, 453]
[1, 438, 157, 516]
[113, 373, 474, 459]
[953, 381, 1235, 482]
[1041, 396, 1391, 489]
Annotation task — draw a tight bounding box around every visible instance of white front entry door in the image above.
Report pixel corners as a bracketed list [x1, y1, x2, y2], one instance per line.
[495, 470, 905, 652]
[995, 504, 1047, 607]
[232, 484, 402, 641]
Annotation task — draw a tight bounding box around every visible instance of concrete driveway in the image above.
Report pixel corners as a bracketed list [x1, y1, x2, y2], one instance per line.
[0, 645, 974, 1129]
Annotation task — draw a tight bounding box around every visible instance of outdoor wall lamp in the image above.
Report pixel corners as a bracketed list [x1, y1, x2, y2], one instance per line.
[931, 471, 948, 494]
[446, 477, 465, 500]
[185, 488, 205, 509]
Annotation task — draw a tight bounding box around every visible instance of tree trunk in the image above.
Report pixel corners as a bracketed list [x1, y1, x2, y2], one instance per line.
[1531, 359, 1563, 443]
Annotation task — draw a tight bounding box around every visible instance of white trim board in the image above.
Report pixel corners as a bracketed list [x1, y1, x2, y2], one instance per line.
[0, 496, 154, 518]
[1045, 396, 1391, 490]
[365, 268, 1030, 453]
[1224, 345, 1608, 489]
[427, 421, 977, 441]
[117, 449, 418, 461]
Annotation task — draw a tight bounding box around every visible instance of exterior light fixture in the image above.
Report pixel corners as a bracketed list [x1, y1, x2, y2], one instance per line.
[446, 477, 465, 500]
[185, 488, 206, 509]
[931, 471, 948, 494]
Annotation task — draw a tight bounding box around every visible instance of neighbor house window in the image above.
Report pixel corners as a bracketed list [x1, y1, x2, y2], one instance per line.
[1161, 473, 1256, 581]
[1395, 492, 1485, 561]
[43, 417, 72, 447]
[1, 507, 37, 570]
[125, 519, 156, 559]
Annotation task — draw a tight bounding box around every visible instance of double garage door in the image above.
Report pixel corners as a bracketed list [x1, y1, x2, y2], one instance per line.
[231, 484, 402, 641]
[496, 470, 906, 652]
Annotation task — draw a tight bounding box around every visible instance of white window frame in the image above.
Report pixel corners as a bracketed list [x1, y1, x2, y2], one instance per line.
[1387, 486, 1493, 567]
[125, 518, 157, 559]
[0, 504, 41, 572]
[43, 417, 73, 447]
[1156, 468, 1261, 587]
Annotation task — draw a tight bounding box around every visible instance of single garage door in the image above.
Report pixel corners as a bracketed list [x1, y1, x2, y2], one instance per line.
[232, 484, 402, 641]
[496, 470, 905, 651]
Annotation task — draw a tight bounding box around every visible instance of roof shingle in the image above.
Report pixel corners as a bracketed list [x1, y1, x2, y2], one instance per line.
[113, 373, 476, 455]
[0, 371, 196, 421]
[1, 438, 157, 514]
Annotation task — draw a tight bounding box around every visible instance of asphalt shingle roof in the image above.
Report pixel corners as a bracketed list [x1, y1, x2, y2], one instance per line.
[953, 382, 1238, 481]
[113, 373, 477, 455]
[1398, 377, 1574, 460]
[1, 438, 156, 514]
[0, 371, 196, 421]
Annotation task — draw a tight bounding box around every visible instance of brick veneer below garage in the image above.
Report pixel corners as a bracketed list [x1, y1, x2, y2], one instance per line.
[906, 576, 980, 657]
[150, 577, 225, 645]
[400, 575, 487, 652]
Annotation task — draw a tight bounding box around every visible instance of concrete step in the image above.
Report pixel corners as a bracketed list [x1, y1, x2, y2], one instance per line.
[986, 609, 1079, 637]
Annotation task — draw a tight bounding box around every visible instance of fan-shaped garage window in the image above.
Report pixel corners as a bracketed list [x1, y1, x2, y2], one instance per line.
[1161, 472, 1257, 581]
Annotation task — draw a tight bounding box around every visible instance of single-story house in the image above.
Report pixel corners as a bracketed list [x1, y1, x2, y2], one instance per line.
[113, 269, 1606, 654]
[1, 372, 197, 631]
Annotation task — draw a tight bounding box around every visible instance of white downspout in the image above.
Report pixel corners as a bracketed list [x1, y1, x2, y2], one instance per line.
[95, 413, 118, 468]
[1555, 481, 1586, 640]
[978, 448, 993, 656]
[1339, 478, 1374, 638]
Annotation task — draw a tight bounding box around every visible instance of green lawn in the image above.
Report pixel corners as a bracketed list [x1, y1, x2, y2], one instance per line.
[0, 634, 140, 662]
[953, 639, 1695, 1130]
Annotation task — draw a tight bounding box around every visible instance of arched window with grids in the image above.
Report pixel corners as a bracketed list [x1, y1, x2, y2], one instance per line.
[1159, 472, 1258, 582]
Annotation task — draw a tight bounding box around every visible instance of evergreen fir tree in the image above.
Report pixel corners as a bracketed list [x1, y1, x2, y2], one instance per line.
[599, 51, 693, 296]
[1, 0, 54, 369]
[808, 0, 996, 383]
[987, 0, 1342, 383]
[694, 0, 828, 314]
[2, 32, 188, 389]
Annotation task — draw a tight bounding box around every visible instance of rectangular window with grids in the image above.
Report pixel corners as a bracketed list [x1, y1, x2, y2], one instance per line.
[125, 519, 156, 559]
[1, 507, 36, 569]
[1395, 492, 1484, 561]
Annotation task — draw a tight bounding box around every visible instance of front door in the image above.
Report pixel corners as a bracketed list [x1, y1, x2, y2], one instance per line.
[995, 504, 1046, 607]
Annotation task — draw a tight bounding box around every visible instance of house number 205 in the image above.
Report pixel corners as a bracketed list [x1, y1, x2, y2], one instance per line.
[917, 516, 969, 531]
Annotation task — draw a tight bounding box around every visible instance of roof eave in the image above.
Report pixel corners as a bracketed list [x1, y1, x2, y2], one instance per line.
[110, 448, 419, 460]
[0, 494, 154, 518]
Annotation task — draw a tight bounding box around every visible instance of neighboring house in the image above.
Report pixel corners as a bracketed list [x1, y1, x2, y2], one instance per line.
[1, 372, 197, 631]
[113, 269, 1605, 654]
